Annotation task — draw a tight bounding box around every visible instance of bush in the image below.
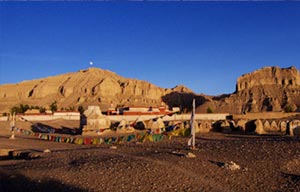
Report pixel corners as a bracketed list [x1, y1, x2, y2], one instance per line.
[10, 104, 29, 114]
[207, 107, 213, 113]
[20, 104, 29, 113]
[39, 107, 46, 113]
[50, 101, 58, 113]
[284, 105, 295, 113]
[78, 105, 84, 114]
[10, 106, 21, 114]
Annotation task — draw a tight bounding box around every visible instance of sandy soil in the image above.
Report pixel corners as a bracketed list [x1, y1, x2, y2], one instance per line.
[1, 120, 300, 192]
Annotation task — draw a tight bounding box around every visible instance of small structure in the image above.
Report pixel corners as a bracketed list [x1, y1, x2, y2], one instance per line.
[254, 119, 266, 135]
[147, 117, 165, 133]
[24, 109, 41, 115]
[116, 119, 135, 133]
[289, 120, 300, 136]
[81, 106, 111, 136]
[53, 111, 80, 116]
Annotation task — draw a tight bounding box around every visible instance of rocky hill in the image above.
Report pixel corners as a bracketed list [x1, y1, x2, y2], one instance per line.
[195, 66, 300, 114]
[0, 66, 299, 114]
[0, 68, 198, 113]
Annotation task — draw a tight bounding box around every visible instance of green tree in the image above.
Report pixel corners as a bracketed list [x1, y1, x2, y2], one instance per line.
[69, 106, 75, 111]
[50, 101, 58, 113]
[78, 105, 84, 114]
[39, 107, 46, 113]
[11, 106, 20, 114]
[20, 104, 29, 113]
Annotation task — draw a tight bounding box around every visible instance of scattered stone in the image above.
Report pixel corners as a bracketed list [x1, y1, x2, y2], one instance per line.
[223, 161, 241, 171]
[28, 153, 41, 159]
[110, 146, 117, 150]
[9, 135, 15, 139]
[186, 152, 196, 158]
[44, 149, 51, 153]
[281, 158, 300, 176]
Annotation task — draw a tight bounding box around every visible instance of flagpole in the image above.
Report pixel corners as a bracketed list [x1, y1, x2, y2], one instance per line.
[9, 112, 16, 139]
[188, 99, 196, 149]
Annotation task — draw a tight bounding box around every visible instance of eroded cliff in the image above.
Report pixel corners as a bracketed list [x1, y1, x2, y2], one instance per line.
[196, 66, 300, 114]
[0, 68, 193, 113]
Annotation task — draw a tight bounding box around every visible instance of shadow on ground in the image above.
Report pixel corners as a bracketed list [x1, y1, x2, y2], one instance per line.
[31, 123, 81, 135]
[0, 170, 87, 192]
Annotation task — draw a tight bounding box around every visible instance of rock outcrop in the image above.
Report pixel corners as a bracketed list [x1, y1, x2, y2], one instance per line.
[0, 66, 299, 114]
[0, 68, 193, 113]
[196, 66, 300, 114]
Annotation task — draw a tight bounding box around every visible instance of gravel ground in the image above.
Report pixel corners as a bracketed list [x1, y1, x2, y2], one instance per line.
[1, 122, 300, 192]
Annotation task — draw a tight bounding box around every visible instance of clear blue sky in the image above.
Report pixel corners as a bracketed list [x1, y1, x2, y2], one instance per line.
[1, 2, 299, 95]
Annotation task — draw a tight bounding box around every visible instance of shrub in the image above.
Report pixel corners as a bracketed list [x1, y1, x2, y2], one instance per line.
[207, 107, 213, 113]
[39, 107, 46, 113]
[20, 104, 29, 113]
[50, 101, 58, 113]
[78, 105, 84, 114]
[284, 105, 295, 113]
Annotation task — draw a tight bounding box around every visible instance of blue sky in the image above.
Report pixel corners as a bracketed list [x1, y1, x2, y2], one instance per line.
[0, 2, 299, 95]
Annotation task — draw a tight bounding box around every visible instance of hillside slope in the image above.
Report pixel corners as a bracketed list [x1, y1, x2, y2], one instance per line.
[0, 66, 299, 114]
[196, 66, 300, 114]
[0, 68, 197, 113]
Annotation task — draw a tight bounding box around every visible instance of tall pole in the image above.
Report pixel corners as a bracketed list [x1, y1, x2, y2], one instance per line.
[9, 112, 16, 139]
[188, 99, 195, 149]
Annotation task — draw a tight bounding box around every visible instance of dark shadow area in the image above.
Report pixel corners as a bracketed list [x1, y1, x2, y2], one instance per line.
[0, 136, 10, 139]
[225, 135, 300, 143]
[110, 121, 120, 131]
[211, 121, 223, 132]
[280, 172, 300, 191]
[212, 94, 231, 101]
[210, 120, 246, 134]
[281, 172, 300, 181]
[0, 170, 87, 192]
[161, 92, 208, 112]
[133, 121, 146, 130]
[0, 149, 42, 161]
[194, 136, 227, 142]
[245, 120, 256, 132]
[228, 120, 242, 132]
[208, 160, 225, 168]
[31, 123, 80, 135]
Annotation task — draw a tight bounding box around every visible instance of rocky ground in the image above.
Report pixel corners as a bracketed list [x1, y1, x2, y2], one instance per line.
[1, 121, 300, 192]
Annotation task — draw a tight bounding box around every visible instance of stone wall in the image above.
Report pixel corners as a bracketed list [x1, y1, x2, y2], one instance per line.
[0, 115, 80, 121]
[210, 117, 300, 136]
